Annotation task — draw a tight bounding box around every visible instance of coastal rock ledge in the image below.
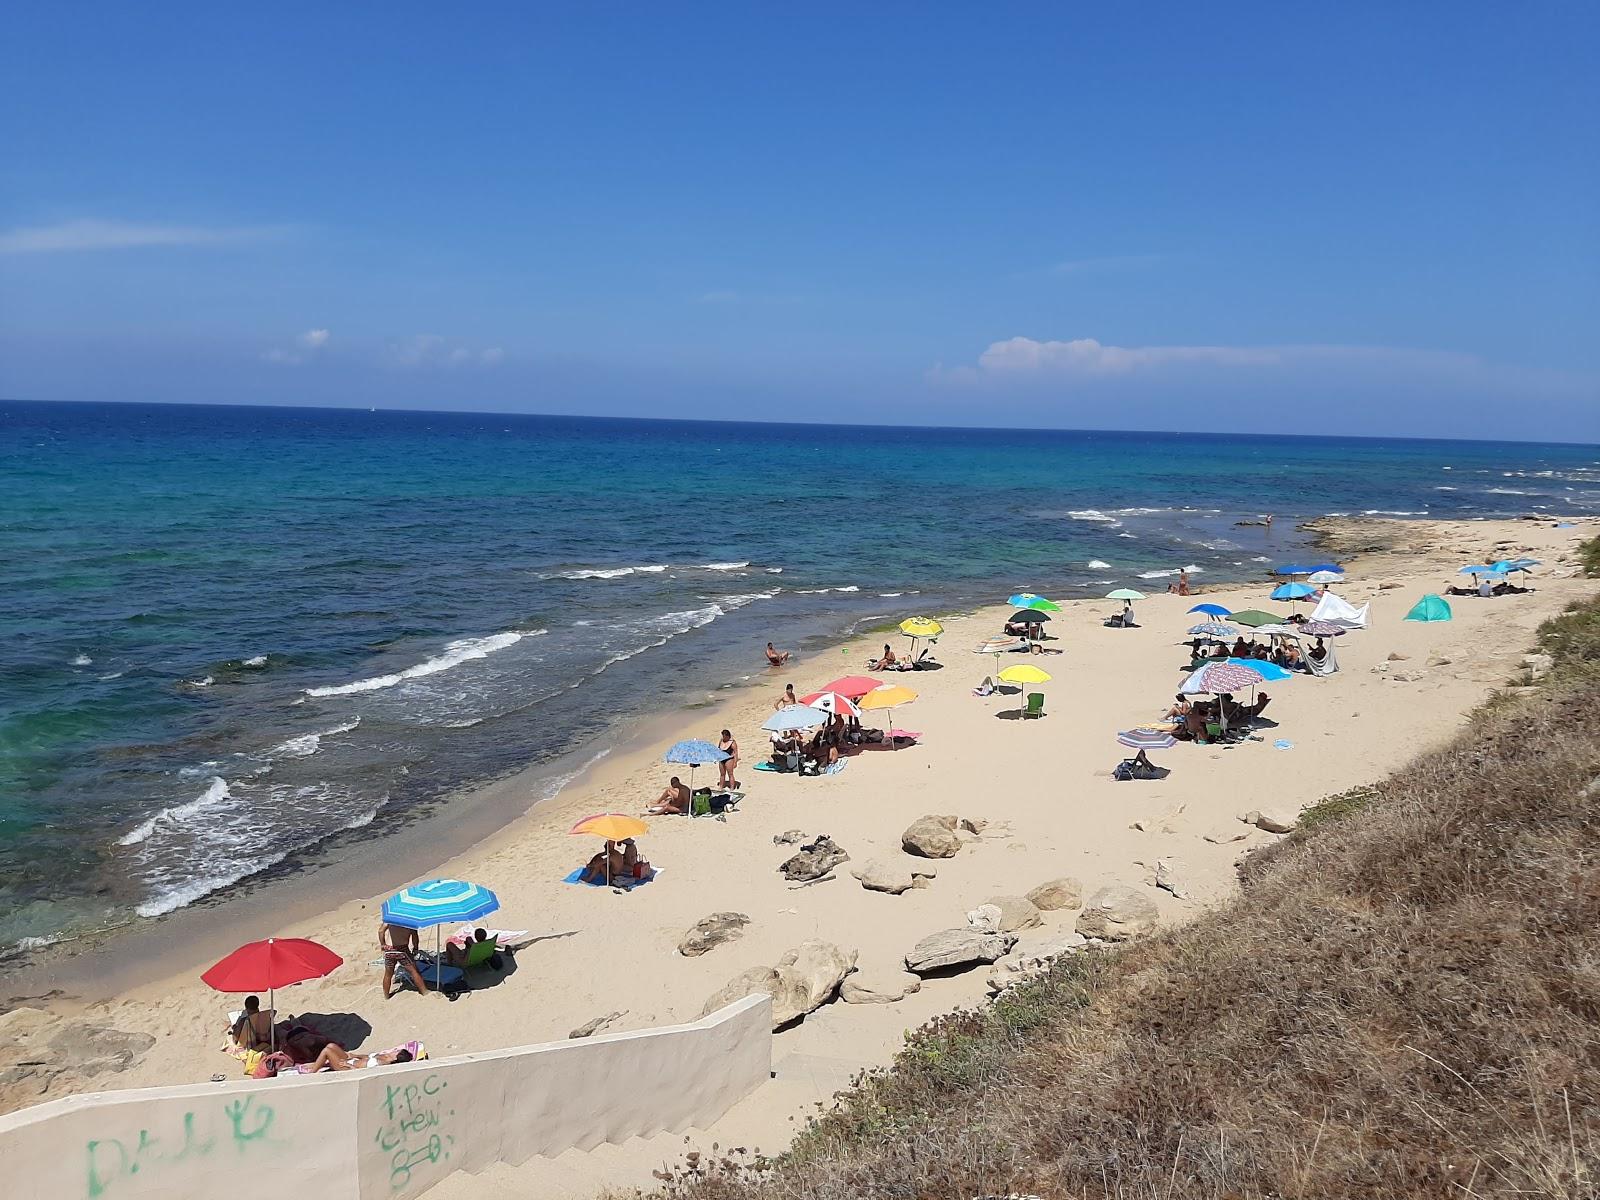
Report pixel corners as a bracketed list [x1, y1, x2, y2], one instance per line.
[1074, 884, 1159, 941]
[700, 939, 857, 1029]
[902, 814, 965, 858]
[905, 928, 1017, 974]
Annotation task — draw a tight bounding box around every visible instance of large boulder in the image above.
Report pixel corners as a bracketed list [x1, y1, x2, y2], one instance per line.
[905, 928, 1017, 974]
[978, 895, 1043, 932]
[901, 814, 964, 859]
[1075, 884, 1159, 941]
[677, 912, 751, 957]
[1026, 877, 1084, 912]
[779, 834, 849, 881]
[841, 970, 922, 1004]
[700, 940, 857, 1029]
[852, 857, 937, 894]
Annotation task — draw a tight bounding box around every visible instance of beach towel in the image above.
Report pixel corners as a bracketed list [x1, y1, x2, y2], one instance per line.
[562, 866, 660, 889]
[754, 761, 784, 772]
[822, 760, 848, 775]
[1305, 646, 1339, 677]
[447, 925, 529, 949]
[889, 729, 921, 742]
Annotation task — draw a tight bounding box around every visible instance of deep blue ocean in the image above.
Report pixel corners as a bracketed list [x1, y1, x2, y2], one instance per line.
[3, 399, 1597, 952]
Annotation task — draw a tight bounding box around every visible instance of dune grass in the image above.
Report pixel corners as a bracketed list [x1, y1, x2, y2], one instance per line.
[653, 544, 1600, 1200]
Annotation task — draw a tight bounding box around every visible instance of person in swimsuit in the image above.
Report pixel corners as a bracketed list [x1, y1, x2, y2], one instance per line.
[765, 642, 790, 665]
[717, 729, 740, 789]
[647, 776, 690, 815]
[868, 644, 897, 671]
[231, 995, 276, 1051]
[308, 1044, 415, 1072]
[774, 683, 798, 710]
[379, 920, 430, 999]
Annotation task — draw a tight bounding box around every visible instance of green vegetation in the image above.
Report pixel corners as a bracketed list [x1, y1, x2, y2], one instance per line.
[659, 538, 1600, 1200]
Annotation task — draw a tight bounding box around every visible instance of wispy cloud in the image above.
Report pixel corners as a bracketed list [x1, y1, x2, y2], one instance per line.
[261, 328, 332, 366]
[0, 218, 286, 255]
[386, 334, 505, 369]
[1049, 253, 1166, 275]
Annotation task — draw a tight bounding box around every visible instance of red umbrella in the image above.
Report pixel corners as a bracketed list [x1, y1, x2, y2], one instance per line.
[202, 937, 342, 1050]
[798, 690, 862, 717]
[817, 675, 882, 700]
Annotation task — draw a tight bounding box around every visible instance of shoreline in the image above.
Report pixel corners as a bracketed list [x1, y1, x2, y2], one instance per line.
[4, 516, 1595, 1180]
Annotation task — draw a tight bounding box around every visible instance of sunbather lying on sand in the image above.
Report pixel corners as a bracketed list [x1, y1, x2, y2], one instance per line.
[646, 776, 691, 815]
[307, 1044, 415, 1072]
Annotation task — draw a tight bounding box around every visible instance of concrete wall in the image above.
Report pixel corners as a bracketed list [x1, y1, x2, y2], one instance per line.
[1, 995, 771, 1200]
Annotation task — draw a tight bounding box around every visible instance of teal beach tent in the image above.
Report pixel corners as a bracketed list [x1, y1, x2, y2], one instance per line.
[1404, 594, 1452, 623]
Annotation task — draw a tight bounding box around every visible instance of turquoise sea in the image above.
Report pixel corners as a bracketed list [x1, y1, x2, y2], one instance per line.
[3, 398, 1597, 953]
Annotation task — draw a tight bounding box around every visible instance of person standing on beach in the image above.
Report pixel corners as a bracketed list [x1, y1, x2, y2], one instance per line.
[718, 728, 740, 790]
[379, 919, 430, 999]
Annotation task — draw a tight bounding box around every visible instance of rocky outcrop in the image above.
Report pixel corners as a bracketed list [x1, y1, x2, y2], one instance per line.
[901, 814, 964, 858]
[840, 970, 922, 1004]
[852, 857, 938, 894]
[779, 835, 849, 881]
[1074, 884, 1159, 941]
[975, 895, 1043, 932]
[700, 939, 857, 1028]
[905, 928, 1017, 974]
[677, 912, 751, 956]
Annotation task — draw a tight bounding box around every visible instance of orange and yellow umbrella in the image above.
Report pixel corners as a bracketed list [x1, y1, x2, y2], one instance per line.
[569, 813, 649, 841]
[858, 684, 918, 750]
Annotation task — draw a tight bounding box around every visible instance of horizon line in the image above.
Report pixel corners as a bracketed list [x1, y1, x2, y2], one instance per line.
[4, 395, 1597, 451]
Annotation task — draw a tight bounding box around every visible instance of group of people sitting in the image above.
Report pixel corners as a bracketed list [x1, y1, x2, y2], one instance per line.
[579, 836, 650, 883]
[1163, 691, 1272, 742]
[1445, 578, 1532, 597]
[1188, 635, 1331, 671]
[769, 711, 876, 773]
[228, 994, 420, 1074]
[867, 643, 934, 671]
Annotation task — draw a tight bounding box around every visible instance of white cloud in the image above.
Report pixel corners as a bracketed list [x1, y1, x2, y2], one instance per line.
[262, 328, 331, 366]
[299, 328, 330, 349]
[974, 336, 1280, 376]
[387, 334, 505, 369]
[0, 218, 283, 255]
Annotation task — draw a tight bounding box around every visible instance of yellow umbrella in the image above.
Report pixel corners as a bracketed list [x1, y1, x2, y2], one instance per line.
[858, 684, 918, 750]
[570, 813, 649, 840]
[898, 616, 943, 660]
[998, 664, 1051, 718]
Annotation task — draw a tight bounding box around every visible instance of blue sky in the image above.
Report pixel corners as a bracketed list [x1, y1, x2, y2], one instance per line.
[2, 3, 1596, 439]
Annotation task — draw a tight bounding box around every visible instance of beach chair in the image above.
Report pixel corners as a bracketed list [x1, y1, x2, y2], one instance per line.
[1024, 692, 1045, 719]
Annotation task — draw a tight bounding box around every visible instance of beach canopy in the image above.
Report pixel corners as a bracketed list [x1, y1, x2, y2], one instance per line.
[1118, 729, 1177, 750]
[764, 704, 829, 733]
[899, 617, 943, 638]
[1187, 603, 1232, 617]
[1405, 594, 1453, 623]
[1188, 622, 1238, 638]
[1307, 571, 1341, 585]
[1270, 582, 1317, 600]
[1105, 588, 1146, 601]
[1225, 657, 1293, 682]
[1008, 608, 1052, 624]
[1180, 660, 1267, 695]
[1007, 593, 1062, 611]
[997, 664, 1051, 685]
[664, 738, 728, 765]
[798, 690, 862, 717]
[202, 937, 343, 1051]
[570, 813, 649, 841]
[382, 878, 501, 929]
[1230, 609, 1288, 628]
[1310, 592, 1370, 629]
[818, 675, 883, 700]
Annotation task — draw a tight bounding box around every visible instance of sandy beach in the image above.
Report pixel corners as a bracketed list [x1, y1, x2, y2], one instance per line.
[4, 516, 1596, 1196]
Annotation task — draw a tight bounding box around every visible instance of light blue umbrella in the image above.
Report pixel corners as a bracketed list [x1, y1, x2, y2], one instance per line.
[762, 705, 828, 733]
[1458, 564, 1497, 575]
[382, 878, 501, 988]
[1225, 656, 1293, 682]
[1270, 582, 1317, 601]
[1509, 557, 1541, 569]
[665, 738, 729, 794]
[1491, 559, 1536, 574]
[1306, 563, 1344, 574]
[1188, 622, 1238, 638]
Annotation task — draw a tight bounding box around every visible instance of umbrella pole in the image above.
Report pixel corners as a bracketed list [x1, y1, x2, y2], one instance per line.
[269, 985, 276, 1052]
[436, 927, 442, 990]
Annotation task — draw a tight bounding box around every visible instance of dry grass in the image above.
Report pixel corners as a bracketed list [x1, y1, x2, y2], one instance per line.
[654, 563, 1600, 1200]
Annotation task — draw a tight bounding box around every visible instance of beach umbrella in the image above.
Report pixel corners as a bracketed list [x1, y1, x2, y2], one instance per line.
[1458, 564, 1497, 576]
[1230, 609, 1288, 628]
[1117, 728, 1177, 751]
[664, 737, 729, 795]
[1187, 603, 1232, 617]
[818, 674, 883, 700]
[1298, 620, 1345, 637]
[1225, 656, 1293, 682]
[1307, 563, 1344, 574]
[974, 634, 1029, 676]
[798, 690, 862, 717]
[1404, 594, 1453, 623]
[1187, 622, 1238, 638]
[1008, 609, 1052, 625]
[1007, 593, 1062, 612]
[1179, 660, 1266, 696]
[1105, 588, 1147, 601]
[569, 814, 650, 888]
[899, 616, 943, 657]
[382, 879, 501, 989]
[1250, 624, 1303, 638]
[1307, 571, 1341, 585]
[858, 683, 918, 749]
[1270, 582, 1317, 601]
[202, 937, 342, 1051]
[763, 704, 829, 733]
[1509, 557, 1540, 570]
[998, 663, 1051, 717]
[1275, 563, 1315, 576]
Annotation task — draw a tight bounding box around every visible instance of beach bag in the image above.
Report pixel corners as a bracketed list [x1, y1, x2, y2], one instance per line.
[691, 790, 712, 817]
[1112, 761, 1135, 782]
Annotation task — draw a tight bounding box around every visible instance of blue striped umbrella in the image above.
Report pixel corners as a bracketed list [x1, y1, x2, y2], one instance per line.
[1188, 622, 1238, 638]
[1117, 729, 1177, 750]
[382, 878, 500, 989]
[664, 737, 730, 797]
